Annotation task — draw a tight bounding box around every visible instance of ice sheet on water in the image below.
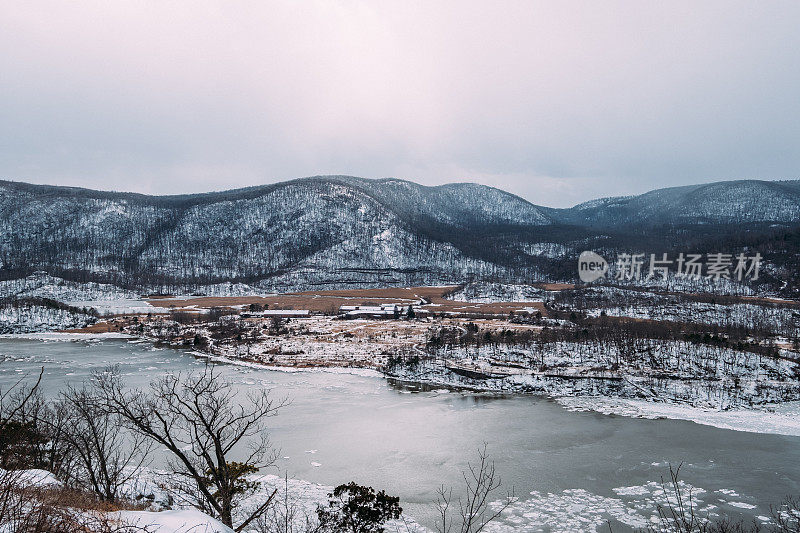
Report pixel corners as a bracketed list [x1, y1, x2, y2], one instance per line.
[613, 485, 651, 496]
[483, 479, 736, 533]
[483, 489, 649, 532]
[556, 396, 800, 437]
[728, 502, 757, 509]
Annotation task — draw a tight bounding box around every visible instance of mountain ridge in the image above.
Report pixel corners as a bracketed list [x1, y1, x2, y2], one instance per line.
[3, 175, 798, 224]
[1, 176, 798, 291]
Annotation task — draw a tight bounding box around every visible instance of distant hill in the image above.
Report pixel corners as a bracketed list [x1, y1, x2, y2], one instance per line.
[1, 176, 798, 292]
[549, 180, 800, 227]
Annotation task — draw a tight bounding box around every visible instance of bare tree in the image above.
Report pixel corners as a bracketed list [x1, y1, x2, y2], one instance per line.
[253, 475, 321, 533]
[648, 464, 707, 533]
[643, 463, 764, 533]
[434, 444, 514, 533]
[0, 468, 25, 528]
[0, 468, 155, 533]
[8, 386, 76, 479]
[96, 364, 285, 530]
[0, 367, 42, 434]
[771, 495, 800, 532]
[0, 368, 45, 470]
[50, 383, 153, 502]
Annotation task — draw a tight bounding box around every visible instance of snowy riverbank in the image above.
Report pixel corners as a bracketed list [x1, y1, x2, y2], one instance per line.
[556, 396, 800, 437]
[4, 331, 800, 439]
[9, 465, 779, 533]
[188, 341, 800, 438]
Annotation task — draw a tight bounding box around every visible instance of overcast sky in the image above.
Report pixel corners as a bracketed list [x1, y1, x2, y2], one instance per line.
[1, 1, 799, 207]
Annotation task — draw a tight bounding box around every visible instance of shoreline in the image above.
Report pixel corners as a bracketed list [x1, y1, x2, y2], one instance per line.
[0, 331, 136, 340]
[186, 350, 385, 378]
[556, 396, 800, 437]
[4, 332, 800, 438]
[177, 340, 800, 439]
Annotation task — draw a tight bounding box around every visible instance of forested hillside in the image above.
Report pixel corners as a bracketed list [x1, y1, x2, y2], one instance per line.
[1, 176, 798, 294]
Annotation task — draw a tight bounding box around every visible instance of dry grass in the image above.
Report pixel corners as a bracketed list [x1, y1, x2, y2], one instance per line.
[148, 294, 418, 313]
[0, 471, 151, 533]
[147, 285, 548, 317]
[535, 283, 575, 291]
[26, 486, 148, 514]
[145, 287, 451, 313]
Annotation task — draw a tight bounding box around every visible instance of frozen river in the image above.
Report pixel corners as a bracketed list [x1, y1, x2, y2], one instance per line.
[1, 336, 798, 531]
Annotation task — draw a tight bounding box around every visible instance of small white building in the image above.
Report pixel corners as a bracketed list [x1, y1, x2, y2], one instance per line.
[241, 309, 311, 318]
[338, 303, 402, 319]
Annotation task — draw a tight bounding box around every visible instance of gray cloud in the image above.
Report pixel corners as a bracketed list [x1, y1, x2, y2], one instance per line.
[1, 1, 799, 207]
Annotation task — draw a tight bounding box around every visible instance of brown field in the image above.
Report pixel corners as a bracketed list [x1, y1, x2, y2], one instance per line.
[535, 283, 575, 291]
[741, 295, 800, 308]
[62, 322, 120, 333]
[146, 285, 547, 317]
[292, 286, 458, 300]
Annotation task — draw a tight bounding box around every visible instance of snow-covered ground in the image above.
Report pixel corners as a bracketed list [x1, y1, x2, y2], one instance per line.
[446, 282, 546, 303]
[6, 467, 231, 533]
[556, 285, 800, 337]
[400, 337, 800, 408]
[608, 276, 757, 296]
[0, 273, 181, 322]
[119, 469, 424, 533]
[0, 273, 138, 301]
[585, 300, 799, 337]
[189, 351, 385, 378]
[0, 300, 96, 333]
[0, 273, 272, 302]
[135, 316, 436, 369]
[0, 273, 270, 317]
[117, 509, 233, 533]
[11, 468, 62, 487]
[5, 465, 777, 533]
[557, 397, 800, 437]
[7, 465, 424, 532]
[65, 298, 176, 315]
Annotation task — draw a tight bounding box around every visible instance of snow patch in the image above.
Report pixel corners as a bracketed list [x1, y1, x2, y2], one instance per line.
[556, 397, 800, 437]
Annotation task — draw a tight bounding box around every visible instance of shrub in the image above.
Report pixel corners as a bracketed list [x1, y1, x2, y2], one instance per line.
[316, 482, 401, 533]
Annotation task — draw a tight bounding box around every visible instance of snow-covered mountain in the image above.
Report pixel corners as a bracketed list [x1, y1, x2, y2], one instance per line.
[0, 176, 551, 290]
[551, 179, 800, 227]
[0, 176, 798, 291]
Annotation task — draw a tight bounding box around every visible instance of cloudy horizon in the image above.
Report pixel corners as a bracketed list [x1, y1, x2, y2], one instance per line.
[2, 1, 799, 207]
